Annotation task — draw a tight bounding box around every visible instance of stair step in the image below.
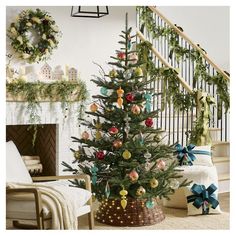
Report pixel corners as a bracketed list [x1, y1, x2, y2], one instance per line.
[212, 141, 230, 146]
[212, 156, 229, 163]
[218, 173, 230, 181]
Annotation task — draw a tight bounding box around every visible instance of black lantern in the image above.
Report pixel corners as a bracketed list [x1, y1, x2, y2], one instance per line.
[71, 6, 109, 18]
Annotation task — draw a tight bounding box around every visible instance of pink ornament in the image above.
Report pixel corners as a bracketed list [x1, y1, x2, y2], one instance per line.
[81, 131, 89, 140]
[128, 53, 138, 64]
[109, 126, 119, 135]
[131, 104, 141, 115]
[129, 170, 139, 182]
[157, 160, 166, 170]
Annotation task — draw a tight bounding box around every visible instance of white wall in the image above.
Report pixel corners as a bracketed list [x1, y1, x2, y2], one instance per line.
[158, 6, 230, 72]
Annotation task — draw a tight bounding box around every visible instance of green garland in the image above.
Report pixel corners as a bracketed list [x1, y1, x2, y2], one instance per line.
[7, 79, 89, 145]
[7, 8, 61, 63]
[137, 6, 229, 117]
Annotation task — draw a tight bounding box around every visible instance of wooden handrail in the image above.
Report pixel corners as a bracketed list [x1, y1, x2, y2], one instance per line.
[136, 30, 194, 94]
[148, 6, 230, 81]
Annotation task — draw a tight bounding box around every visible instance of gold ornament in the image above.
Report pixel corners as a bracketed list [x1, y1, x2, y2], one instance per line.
[95, 130, 102, 140]
[117, 87, 124, 108]
[73, 150, 80, 160]
[122, 149, 131, 160]
[113, 139, 122, 149]
[136, 186, 146, 196]
[117, 97, 123, 108]
[119, 188, 128, 209]
[134, 67, 143, 76]
[150, 178, 159, 188]
[109, 69, 118, 78]
[90, 103, 98, 112]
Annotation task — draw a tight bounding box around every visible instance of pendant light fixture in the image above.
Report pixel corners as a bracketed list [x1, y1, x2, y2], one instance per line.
[71, 6, 109, 18]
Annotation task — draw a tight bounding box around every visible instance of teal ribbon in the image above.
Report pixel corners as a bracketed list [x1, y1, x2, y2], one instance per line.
[91, 166, 98, 185]
[187, 183, 219, 215]
[175, 144, 211, 166]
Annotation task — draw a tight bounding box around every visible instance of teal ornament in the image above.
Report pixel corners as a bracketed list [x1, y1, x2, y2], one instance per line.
[138, 131, 144, 145]
[144, 92, 152, 113]
[123, 70, 132, 80]
[100, 87, 108, 96]
[105, 181, 110, 198]
[146, 199, 155, 209]
[91, 166, 98, 185]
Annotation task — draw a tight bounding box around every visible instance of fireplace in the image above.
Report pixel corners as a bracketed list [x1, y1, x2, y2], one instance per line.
[6, 124, 58, 176]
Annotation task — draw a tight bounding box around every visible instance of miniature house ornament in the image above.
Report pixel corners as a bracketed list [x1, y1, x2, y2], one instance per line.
[68, 67, 78, 81]
[40, 62, 52, 80]
[53, 65, 64, 80]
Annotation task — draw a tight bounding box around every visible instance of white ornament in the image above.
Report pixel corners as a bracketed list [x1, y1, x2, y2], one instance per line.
[68, 67, 78, 81]
[170, 179, 180, 190]
[53, 65, 64, 80]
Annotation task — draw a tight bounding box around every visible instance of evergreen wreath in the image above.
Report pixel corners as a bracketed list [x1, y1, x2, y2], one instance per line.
[7, 8, 61, 63]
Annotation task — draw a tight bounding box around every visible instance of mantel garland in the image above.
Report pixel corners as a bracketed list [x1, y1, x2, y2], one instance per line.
[7, 8, 61, 63]
[137, 6, 230, 117]
[7, 79, 89, 145]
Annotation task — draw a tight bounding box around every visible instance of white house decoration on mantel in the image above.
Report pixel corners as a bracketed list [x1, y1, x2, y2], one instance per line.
[68, 67, 78, 81]
[40, 62, 53, 80]
[53, 65, 64, 80]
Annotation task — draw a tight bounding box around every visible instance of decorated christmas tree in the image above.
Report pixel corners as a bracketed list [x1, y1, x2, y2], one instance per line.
[62, 14, 189, 226]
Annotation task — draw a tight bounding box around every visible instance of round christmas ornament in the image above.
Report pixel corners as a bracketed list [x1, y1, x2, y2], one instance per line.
[129, 170, 139, 182]
[73, 150, 80, 160]
[156, 159, 166, 170]
[109, 69, 118, 78]
[144, 151, 152, 159]
[128, 53, 138, 64]
[136, 186, 146, 196]
[117, 52, 126, 60]
[108, 126, 119, 135]
[81, 131, 89, 140]
[113, 139, 123, 149]
[131, 104, 141, 115]
[122, 149, 132, 160]
[123, 70, 132, 79]
[150, 178, 159, 188]
[125, 92, 135, 103]
[146, 199, 155, 209]
[154, 133, 162, 142]
[100, 87, 108, 96]
[90, 103, 98, 112]
[134, 67, 143, 77]
[170, 179, 180, 190]
[145, 117, 153, 127]
[96, 151, 105, 160]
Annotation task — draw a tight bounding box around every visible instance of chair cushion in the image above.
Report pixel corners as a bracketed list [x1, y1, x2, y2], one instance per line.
[6, 141, 32, 184]
[163, 165, 218, 209]
[6, 180, 91, 220]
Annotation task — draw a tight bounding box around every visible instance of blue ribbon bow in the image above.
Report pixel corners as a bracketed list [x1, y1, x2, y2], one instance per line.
[187, 183, 219, 215]
[175, 144, 211, 166]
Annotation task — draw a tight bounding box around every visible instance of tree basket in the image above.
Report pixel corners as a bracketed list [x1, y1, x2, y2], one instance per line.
[95, 197, 165, 227]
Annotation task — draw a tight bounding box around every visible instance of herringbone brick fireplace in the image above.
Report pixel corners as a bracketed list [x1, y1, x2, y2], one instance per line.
[6, 124, 58, 176]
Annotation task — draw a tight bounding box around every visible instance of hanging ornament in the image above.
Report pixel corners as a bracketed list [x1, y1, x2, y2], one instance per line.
[136, 186, 146, 196]
[127, 34, 131, 50]
[144, 92, 152, 113]
[156, 159, 166, 170]
[108, 126, 119, 135]
[116, 87, 124, 108]
[96, 150, 105, 160]
[73, 150, 80, 160]
[124, 114, 131, 136]
[129, 169, 139, 182]
[109, 69, 118, 78]
[125, 92, 135, 103]
[105, 181, 110, 198]
[119, 188, 128, 209]
[100, 87, 108, 96]
[122, 149, 131, 160]
[134, 67, 143, 77]
[128, 53, 138, 64]
[91, 166, 98, 185]
[154, 133, 162, 142]
[95, 130, 102, 140]
[131, 104, 141, 115]
[138, 131, 144, 145]
[146, 198, 155, 209]
[113, 139, 123, 149]
[81, 131, 89, 140]
[90, 103, 98, 112]
[170, 179, 180, 190]
[150, 178, 159, 188]
[144, 150, 152, 159]
[117, 52, 126, 60]
[145, 117, 153, 127]
[123, 69, 132, 79]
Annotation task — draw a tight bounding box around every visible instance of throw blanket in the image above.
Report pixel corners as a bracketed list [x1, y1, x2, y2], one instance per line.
[6, 182, 78, 229]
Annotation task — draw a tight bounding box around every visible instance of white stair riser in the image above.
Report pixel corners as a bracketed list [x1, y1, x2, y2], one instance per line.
[210, 130, 221, 142]
[214, 162, 230, 175]
[212, 144, 230, 157]
[218, 179, 230, 193]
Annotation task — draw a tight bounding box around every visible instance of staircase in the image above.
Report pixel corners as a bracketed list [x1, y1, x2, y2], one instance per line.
[136, 6, 230, 193]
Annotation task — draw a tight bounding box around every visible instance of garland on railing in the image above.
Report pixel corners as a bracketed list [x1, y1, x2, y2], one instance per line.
[7, 79, 88, 145]
[136, 41, 195, 111]
[137, 6, 229, 118]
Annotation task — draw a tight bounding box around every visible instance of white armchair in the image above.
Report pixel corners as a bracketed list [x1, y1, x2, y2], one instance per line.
[6, 141, 94, 230]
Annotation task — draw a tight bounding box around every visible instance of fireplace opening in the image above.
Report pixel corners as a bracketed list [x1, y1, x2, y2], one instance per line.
[6, 124, 58, 176]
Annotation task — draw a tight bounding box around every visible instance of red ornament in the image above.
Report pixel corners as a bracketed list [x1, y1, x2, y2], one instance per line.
[109, 126, 119, 135]
[96, 151, 105, 160]
[145, 117, 153, 127]
[156, 159, 166, 170]
[117, 52, 126, 60]
[113, 139, 123, 149]
[125, 92, 134, 103]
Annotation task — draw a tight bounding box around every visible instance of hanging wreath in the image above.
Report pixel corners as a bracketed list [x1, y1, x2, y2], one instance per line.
[7, 8, 61, 63]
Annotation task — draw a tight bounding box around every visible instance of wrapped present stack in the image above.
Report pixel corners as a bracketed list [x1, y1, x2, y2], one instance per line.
[21, 155, 43, 176]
